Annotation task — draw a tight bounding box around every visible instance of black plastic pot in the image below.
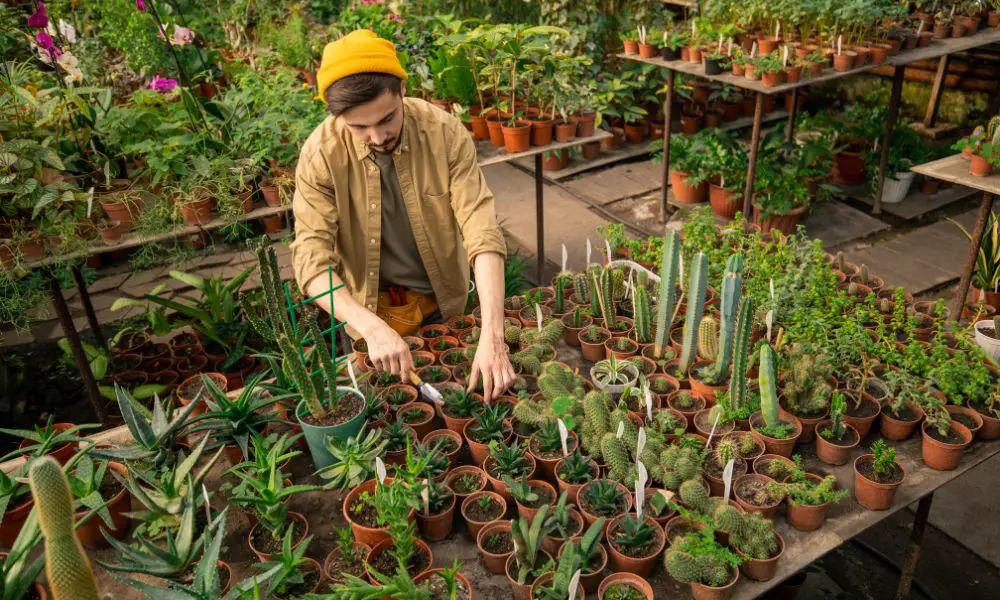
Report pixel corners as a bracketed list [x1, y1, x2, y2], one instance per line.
[704, 57, 723, 76]
[662, 46, 680, 61]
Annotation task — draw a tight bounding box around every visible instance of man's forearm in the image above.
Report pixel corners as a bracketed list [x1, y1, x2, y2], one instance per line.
[472, 252, 506, 343]
[305, 273, 383, 339]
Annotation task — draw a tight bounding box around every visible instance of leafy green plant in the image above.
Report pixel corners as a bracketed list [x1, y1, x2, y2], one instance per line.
[0, 416, 97, 462]
[511, 504, 551, 584]
[486, 440, 532, 479]
[187, 372, 281, 460]
[258, 526, 314, 597]
[92, 386, 197, 468]
[869, 440, 898, 482]
[316, 429, 388, 490]
[610, 514, 659, 554]
[227, 445, 322, 542]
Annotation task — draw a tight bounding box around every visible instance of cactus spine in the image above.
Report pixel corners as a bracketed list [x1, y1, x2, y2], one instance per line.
[654, 230, 680, 358]
[29, 457, 101, 600]
[759, 344, 780, 428]
[729, 297, 756, 414]
[698, 316, 719, 360]
[633, 286, 653, 344]
[678, 253, 708, 374]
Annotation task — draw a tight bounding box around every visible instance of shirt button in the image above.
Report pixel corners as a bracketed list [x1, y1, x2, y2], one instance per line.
[369, 271, 374, 277]
[370, 203, 376, 210]
[370, 238, 376, 245]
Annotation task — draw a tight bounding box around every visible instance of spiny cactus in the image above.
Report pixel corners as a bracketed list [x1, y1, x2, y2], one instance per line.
[679, 253, 708, 374]
[698, 316, 719, 360]
[573, 274, 590, 304]
[664, 538, 735, 588]
[678, 478, 712, 513]
[713, 437, 738, 469]
[712, 501, 744, 535]
[504, 324, 522, 345]
[581, 391, 613, 457]
[601, 433, 632, 482]
[760, 344, 780, 429]
[511, 346, 544, 375]
[847, 282, 859, 296]
[553, 278, 567, 314]
[728, 297, 756, 415]
[595, 268, 617, 325]
[858, 264, 869, 285]
[633, 286, 653, 344]
[519, 320, 564, 347]
[660, 445, 705, 491]
[654, 230, 680, 358]
[729, 512, 779, 560]
[713, 255, 744, 375]
[29, 457, 101, 600]
[782, 344, 833, 416]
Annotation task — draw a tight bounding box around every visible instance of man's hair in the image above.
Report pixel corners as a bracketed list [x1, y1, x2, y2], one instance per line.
[325, 73, 402, 117]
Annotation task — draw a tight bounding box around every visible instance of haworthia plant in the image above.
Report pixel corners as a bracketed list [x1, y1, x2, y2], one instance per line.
[678, 253, 708, 374]
[654, 230, 680, 358]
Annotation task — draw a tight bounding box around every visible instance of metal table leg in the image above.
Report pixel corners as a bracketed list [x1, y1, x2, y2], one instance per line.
[873, 66, 906, 216]
[534, 153, 545, 282]
[785, 89, 800, 144]
[71, 265, 107, 352]
[894, 494, 934, 600]
[660, 69, 675, 223]
[951, 192, 996, 320]
[742, 92, 766, 220]
[47, 272, 111, 427]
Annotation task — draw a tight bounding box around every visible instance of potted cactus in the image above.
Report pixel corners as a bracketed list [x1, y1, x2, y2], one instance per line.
[749, 344, 802, 458]
[690, 255, 744, 399]
[663, 529, 741, 598]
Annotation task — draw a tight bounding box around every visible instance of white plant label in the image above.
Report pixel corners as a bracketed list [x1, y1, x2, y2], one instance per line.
[616, 420, 625, 439]
[375, 457, 387, 485]
[727, 38, 733, 56]
[691, 21, 696, 35]
[635, 461, 648, 519]
[586, 238, 592, 265]
[636, 427, 647, 459]
[644, 384, 654, 421]
[705, 411, 722, 448]
[750, 41, 758, 58]
[723, 459, 736, 503]
[568, 571, 582, 600]
[769, 278, 775, 301]
[775, 21, 781, 39]
[536, 303, 544, 333]
[558, 418, 570, 457]
[561, 243, 568, 272]
[917, 21, 925, 36]
[604, 239, 613, 263]
[347, 358, 360, 391]
[766, 310, 774, 342]
[717, 35, 723, 52]
[783, 45, 788, 67]
[422, 479, 430, 514]
[837, 35, 842, 56]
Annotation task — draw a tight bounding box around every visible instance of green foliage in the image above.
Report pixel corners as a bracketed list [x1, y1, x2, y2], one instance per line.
[633, 285, 653, 344]
[664, 529, 740, 587]
[580, 479, 626, 517]
[316, 429, 388, 490]
[610, 515, 659, 554]
[468, 403, 511, 444]
[511, 505, 550, 584]
[870, 440, 898, 482]
[759, 344, 780, 430]
[727, 297, 756, 417]
[820, 391, 848, 441]
[659, 443, 706, 492]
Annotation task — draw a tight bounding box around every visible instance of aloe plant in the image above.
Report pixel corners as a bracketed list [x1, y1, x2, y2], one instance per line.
[92, 385, 200, 468]
[315, 429, 388, 490]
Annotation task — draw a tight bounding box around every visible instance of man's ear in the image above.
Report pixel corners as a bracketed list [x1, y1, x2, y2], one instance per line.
[400, 80, 406, 99]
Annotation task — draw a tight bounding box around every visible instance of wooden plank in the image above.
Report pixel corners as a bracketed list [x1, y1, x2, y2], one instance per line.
[848, 181, 978, 219]
[618, 27, 1000, 96]
[912, 153, 1000, 196]
[474, 130, 611, 167]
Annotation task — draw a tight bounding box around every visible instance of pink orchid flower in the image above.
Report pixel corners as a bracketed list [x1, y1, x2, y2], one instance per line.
[27, 2, 48, 29]
[148, 76, 178, 92]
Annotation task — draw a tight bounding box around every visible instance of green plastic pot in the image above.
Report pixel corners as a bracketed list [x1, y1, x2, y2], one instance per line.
[296, 389, 367, 469]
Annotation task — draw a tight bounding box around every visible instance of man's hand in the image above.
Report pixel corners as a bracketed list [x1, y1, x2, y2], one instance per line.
[467, 334, 515, 403]
[362, 318, 414, 380]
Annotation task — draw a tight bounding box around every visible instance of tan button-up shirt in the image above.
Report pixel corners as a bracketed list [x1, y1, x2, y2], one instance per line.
[290, 97, 507, 319]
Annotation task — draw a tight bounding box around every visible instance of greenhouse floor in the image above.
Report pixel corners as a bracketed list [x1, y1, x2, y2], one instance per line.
[4, 157, 1000, 598]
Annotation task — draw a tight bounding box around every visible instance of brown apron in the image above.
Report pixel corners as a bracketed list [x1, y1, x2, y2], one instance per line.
[375, 289, 438, 336]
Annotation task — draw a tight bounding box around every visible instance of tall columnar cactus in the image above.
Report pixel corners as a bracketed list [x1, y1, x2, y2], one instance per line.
[678, 253, 708, 374]
[553, 279, 566, 314]
[29, 457, 101, 600]
[728, 297, 756, 415]
[573, 274, 590, 305]
[595, 268, 617, 325]
[633, 286, 653, 344]
[698, 316, 719, 360]
[759, 344, 780, 428]
[711, 254, 744, 379]
[654, 230, 680, 358]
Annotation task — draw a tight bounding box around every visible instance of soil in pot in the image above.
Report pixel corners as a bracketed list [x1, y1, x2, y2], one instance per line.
[734, 474, 782, 513]
[854, 453, 905, 510]
[482, 528, 514, 554]
[250, 512, 308, 557]
[274, 560, 323, 598]
[448, 469, 487, 496]
[368, 540, 432, 580]
[815, 423, 860, 465]
[300, 391, 365, 427]
[323, 542, 370, 584]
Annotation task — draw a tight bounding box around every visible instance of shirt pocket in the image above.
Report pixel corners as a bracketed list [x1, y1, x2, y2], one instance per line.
[421, 191, 458, 250]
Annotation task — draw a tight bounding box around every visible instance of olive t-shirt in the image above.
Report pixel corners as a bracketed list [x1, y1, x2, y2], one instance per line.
[373, 151, 434, 296]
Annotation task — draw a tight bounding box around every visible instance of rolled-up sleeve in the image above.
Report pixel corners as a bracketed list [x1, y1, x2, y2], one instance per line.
[446, 119, 507, 262]
[290, 150, 340, 293]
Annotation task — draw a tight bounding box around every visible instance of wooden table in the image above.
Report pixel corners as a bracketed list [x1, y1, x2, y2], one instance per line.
[912, 153, 999, 319]
[620, 27, 1000, 221]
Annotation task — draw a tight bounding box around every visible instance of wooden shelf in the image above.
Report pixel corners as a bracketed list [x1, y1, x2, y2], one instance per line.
[911, 153, 1000, 196]
[619, 27, 1000, 96]
[475, 130, 612, 167]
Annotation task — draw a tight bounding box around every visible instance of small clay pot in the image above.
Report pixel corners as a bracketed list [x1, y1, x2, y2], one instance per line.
[461, 490, 507, 540]
[554, 456, 600, 505]
[736, 532, 785, 582]
[920, 420, 972, 470]
[690, 568, 739, 600]
[598, 572, 653, 599]
[880, 400, 924, 441]
[814, 421, 860, 466]
[445, 465, 488, 504]
[605, 514, 665, 577]
[733, 473, 782, 518]
[785, 474, 834, 531]
[398, 401, 436, 440]
[477, 520, 514, 575]
[749, 412, 802, 458]
[854, 453, 905, 510]
[416, 488, 456, 542]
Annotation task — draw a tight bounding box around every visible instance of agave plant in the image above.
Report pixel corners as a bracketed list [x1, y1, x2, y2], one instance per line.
[187, 372, 284, 460]
[111, 508, 281, 599]
[0, 415, 98, 461]
[92, 385, 200, 469]
[316, 429, 388, 490]
[258, 526, 315, 597]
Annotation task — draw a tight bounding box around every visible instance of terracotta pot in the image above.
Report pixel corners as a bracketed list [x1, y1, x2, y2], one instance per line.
[670, 171, 708, 204]
[461, 490, 507, 540]
[691, 569, 739, 600]
[785, 475, 832, 531]
[478, 520, 514, 575]
[688, 360, 728, 403]
[514, 479, 557, 522]
[749, 412, 802, 458]
[99, 198, 139, 227]
[502, 120, 531, 153]
[623, 40, 639, 55]
[530, 431, 579, 481]
[416, 488, 456, 542]
[399, 401, 436, 440]
[414, 569, 473, 600]
[598, 572, 653, 599]
[814, 422, 859, 466]
[556, 120, 579, 142]
[542, 149, 570, 171]
[622, 122, 646, 144]
[344, 479, 410, 547]
[365, 537, 433, 584]
[176, 372, 228, 416]
[973, 405, 1000, 440]
[853, 453, 904, 510]
[778, 398, 829, 444]
[680, 113, 703, 134]
[842, 393, 881, 439]
[638, 43, 659, 58]
[606, 513, 665, 576]
[870, 45, 890, 64]
[732, 473, 782, 518]
[833, 52, 856, 72]
[760, 70, 786, 88]
[946, 405, 983, 438]
[554, 457, 600, 506]
[464, 419, 514, 468]
[446, 465, 488, 505]
[506, 551, 553, 600]
[486, 117, 506, 147]
[921, 420, 972, 470]
[580, 329, 612, 362]
[753, 204, 808, 236]
[970, 154, 991, 177]
[484, 453, 536, 505]
[248, 512, 308, 561]
[562, 313, 594, 347]
[577, 480, 633, 537]
[880, 401, 924, 441]
[0, 498, 34, 547]
[179, 197, 214, 225]
[736, 532, 784, 582]
[952, 22, 968, 37]
[17, 423, 79, 465]
[581, 141, 601, 160]
[424, 428, 464, 468]
[530, 118, 555, 147]
[709, 184, 740, 219]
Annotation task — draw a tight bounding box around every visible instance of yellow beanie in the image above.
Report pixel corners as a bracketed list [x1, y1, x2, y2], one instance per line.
[316, 30, 408, 102]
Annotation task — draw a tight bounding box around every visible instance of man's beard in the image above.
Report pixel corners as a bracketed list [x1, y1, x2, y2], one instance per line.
[371, 136, 398, 153]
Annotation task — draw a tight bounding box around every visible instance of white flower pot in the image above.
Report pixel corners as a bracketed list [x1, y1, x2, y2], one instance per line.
[881, 171, 915, 204]
[974, 320, 1000, 363]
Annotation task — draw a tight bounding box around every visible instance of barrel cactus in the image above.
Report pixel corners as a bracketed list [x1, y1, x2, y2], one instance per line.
[698, 316, 719, 360]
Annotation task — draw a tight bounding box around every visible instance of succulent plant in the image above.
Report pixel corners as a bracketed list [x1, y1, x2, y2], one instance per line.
[653, 230, 680, 358]
[678, 253, 708, 374]
[633, 285, 653, 344]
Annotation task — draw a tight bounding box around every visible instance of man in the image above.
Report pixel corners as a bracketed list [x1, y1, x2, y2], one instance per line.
[290, 30, 515, 401]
